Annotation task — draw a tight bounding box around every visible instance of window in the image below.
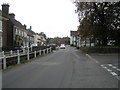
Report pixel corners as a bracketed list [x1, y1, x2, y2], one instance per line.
[0, 21, 2, 31]
[0, 35, 2, 47]
[16, 29, 18, 35]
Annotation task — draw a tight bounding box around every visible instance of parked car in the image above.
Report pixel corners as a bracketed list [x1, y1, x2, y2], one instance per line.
[31, 44, 37, 47]
[60, 44, 65, 49]
[13, 46, 23, 51]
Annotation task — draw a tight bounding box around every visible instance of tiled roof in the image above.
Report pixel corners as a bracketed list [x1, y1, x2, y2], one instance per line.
[10, 18, 25, 29]
[27, 29, 36, 34]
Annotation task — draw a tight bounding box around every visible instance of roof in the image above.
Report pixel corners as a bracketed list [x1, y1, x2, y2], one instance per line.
[27, 29, 36, 35]
[70, 31, 78, 36]
[0, 10, 2, 16]
[10, 18, 25, 29]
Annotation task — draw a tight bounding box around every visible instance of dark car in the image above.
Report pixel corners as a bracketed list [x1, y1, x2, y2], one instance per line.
[13, 46, 23, 51]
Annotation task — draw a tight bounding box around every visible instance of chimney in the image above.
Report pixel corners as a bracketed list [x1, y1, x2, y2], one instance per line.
[30, 26, 32, 30]
[9, 13, 15, 19]
[2, 3, 9, 16]
[23, 24, 27, 29]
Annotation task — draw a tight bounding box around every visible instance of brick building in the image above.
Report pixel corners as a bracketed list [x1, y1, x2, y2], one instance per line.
[1, 4, 46, 50]
[1, 4, 35, 48]
[0, 10, 2, 49]
[26, 26, 35, 47]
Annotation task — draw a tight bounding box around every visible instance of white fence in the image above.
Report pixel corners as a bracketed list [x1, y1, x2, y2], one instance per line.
[0, 47, 52, 69]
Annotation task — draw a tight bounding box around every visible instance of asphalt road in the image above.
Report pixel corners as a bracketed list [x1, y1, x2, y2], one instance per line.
[2, 46, 118, 88]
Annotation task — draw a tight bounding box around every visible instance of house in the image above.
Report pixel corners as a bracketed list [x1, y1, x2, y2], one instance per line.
[9, 14, 28, 47]
[33, 33, 43, 46]
[1, 3, 47, 50]
[27, 26, 35, 47]
[70, 31, 78, 46]
[1, 4, 36, 48]
[40, 35, 46, 46]
[1, 4, 27, 47]
[0, 10, 2, 49]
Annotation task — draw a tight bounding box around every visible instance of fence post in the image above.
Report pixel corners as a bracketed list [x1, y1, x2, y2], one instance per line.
[39, 50, 41, 55]
[27, 47, 30, 60]
[50, 47, 52, 52]
[47, 48, 49, 54]
[17, 50, 20, 64]
[2, 51, 4, 57]
[23, 48, 25, 54]
[43, 49, 45, 55]
[34, 51, 37, 58]
[3, 51, 6, 69]
[10, 50, 13, 55]
[31, 46, 32, 51]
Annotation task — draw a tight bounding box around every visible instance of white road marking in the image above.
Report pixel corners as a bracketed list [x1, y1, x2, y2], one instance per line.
[117, 69, 120, 71]
[101, 65, 104, 67]
[86, 54, 99, 63]
[106, 69, 112, 72]
[112, 66, 117, 69]
[110, 72, 118, 76]
[101, 64, 119, 80]
[103, 67, 107, 69]
[115, 76, 120, 80]
[108, 64, 112, 66]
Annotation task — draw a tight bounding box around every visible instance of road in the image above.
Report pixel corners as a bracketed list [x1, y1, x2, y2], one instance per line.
[2, 46, 118, 88]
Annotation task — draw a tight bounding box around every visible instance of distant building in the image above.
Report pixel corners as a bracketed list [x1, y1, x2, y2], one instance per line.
[70, 31, 78, 46]
[27, 26, 35, 47]
[0, 10, 2, 48]
[40, 35, 46, 46]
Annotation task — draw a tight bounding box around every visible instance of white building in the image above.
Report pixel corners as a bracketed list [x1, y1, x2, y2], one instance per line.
[33, 34, 46, 46]
[0, 10, 2, 48]
[70, 31, 78, 46]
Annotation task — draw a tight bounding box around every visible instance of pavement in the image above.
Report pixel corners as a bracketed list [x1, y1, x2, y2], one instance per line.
[2, 46, 119, 88]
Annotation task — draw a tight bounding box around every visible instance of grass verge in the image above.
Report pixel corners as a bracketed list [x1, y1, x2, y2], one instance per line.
[2, 52, 53, 71]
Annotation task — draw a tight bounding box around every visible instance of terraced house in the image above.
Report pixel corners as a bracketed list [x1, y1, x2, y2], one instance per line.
[0, 10, 2, 49]
[1, 4, 47, 51]
[1, 4, 36, 49]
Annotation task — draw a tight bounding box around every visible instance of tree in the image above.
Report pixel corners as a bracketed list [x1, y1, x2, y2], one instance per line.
[74, 1, 120, 46]
[38, 32, 47, 39]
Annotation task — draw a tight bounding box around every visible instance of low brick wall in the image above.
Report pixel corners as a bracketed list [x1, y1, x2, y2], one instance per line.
[79, 47, 120, 54]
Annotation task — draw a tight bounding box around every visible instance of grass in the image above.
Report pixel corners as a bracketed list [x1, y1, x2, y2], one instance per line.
[2, 52, 53, 71]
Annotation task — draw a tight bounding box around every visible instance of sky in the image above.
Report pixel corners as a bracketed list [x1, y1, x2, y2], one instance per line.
[0, 0, 79, 38]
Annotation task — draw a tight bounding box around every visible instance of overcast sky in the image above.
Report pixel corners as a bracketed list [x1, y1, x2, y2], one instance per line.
[0, 0, 79, 38]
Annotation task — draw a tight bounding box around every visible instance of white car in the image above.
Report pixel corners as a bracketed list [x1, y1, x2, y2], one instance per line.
[60, 44, 65, 49]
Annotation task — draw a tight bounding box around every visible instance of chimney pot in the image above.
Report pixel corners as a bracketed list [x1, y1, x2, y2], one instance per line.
[30, 26, 32, 30]
[2, 3, 10, 16]
[23, 24, 27, 29]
